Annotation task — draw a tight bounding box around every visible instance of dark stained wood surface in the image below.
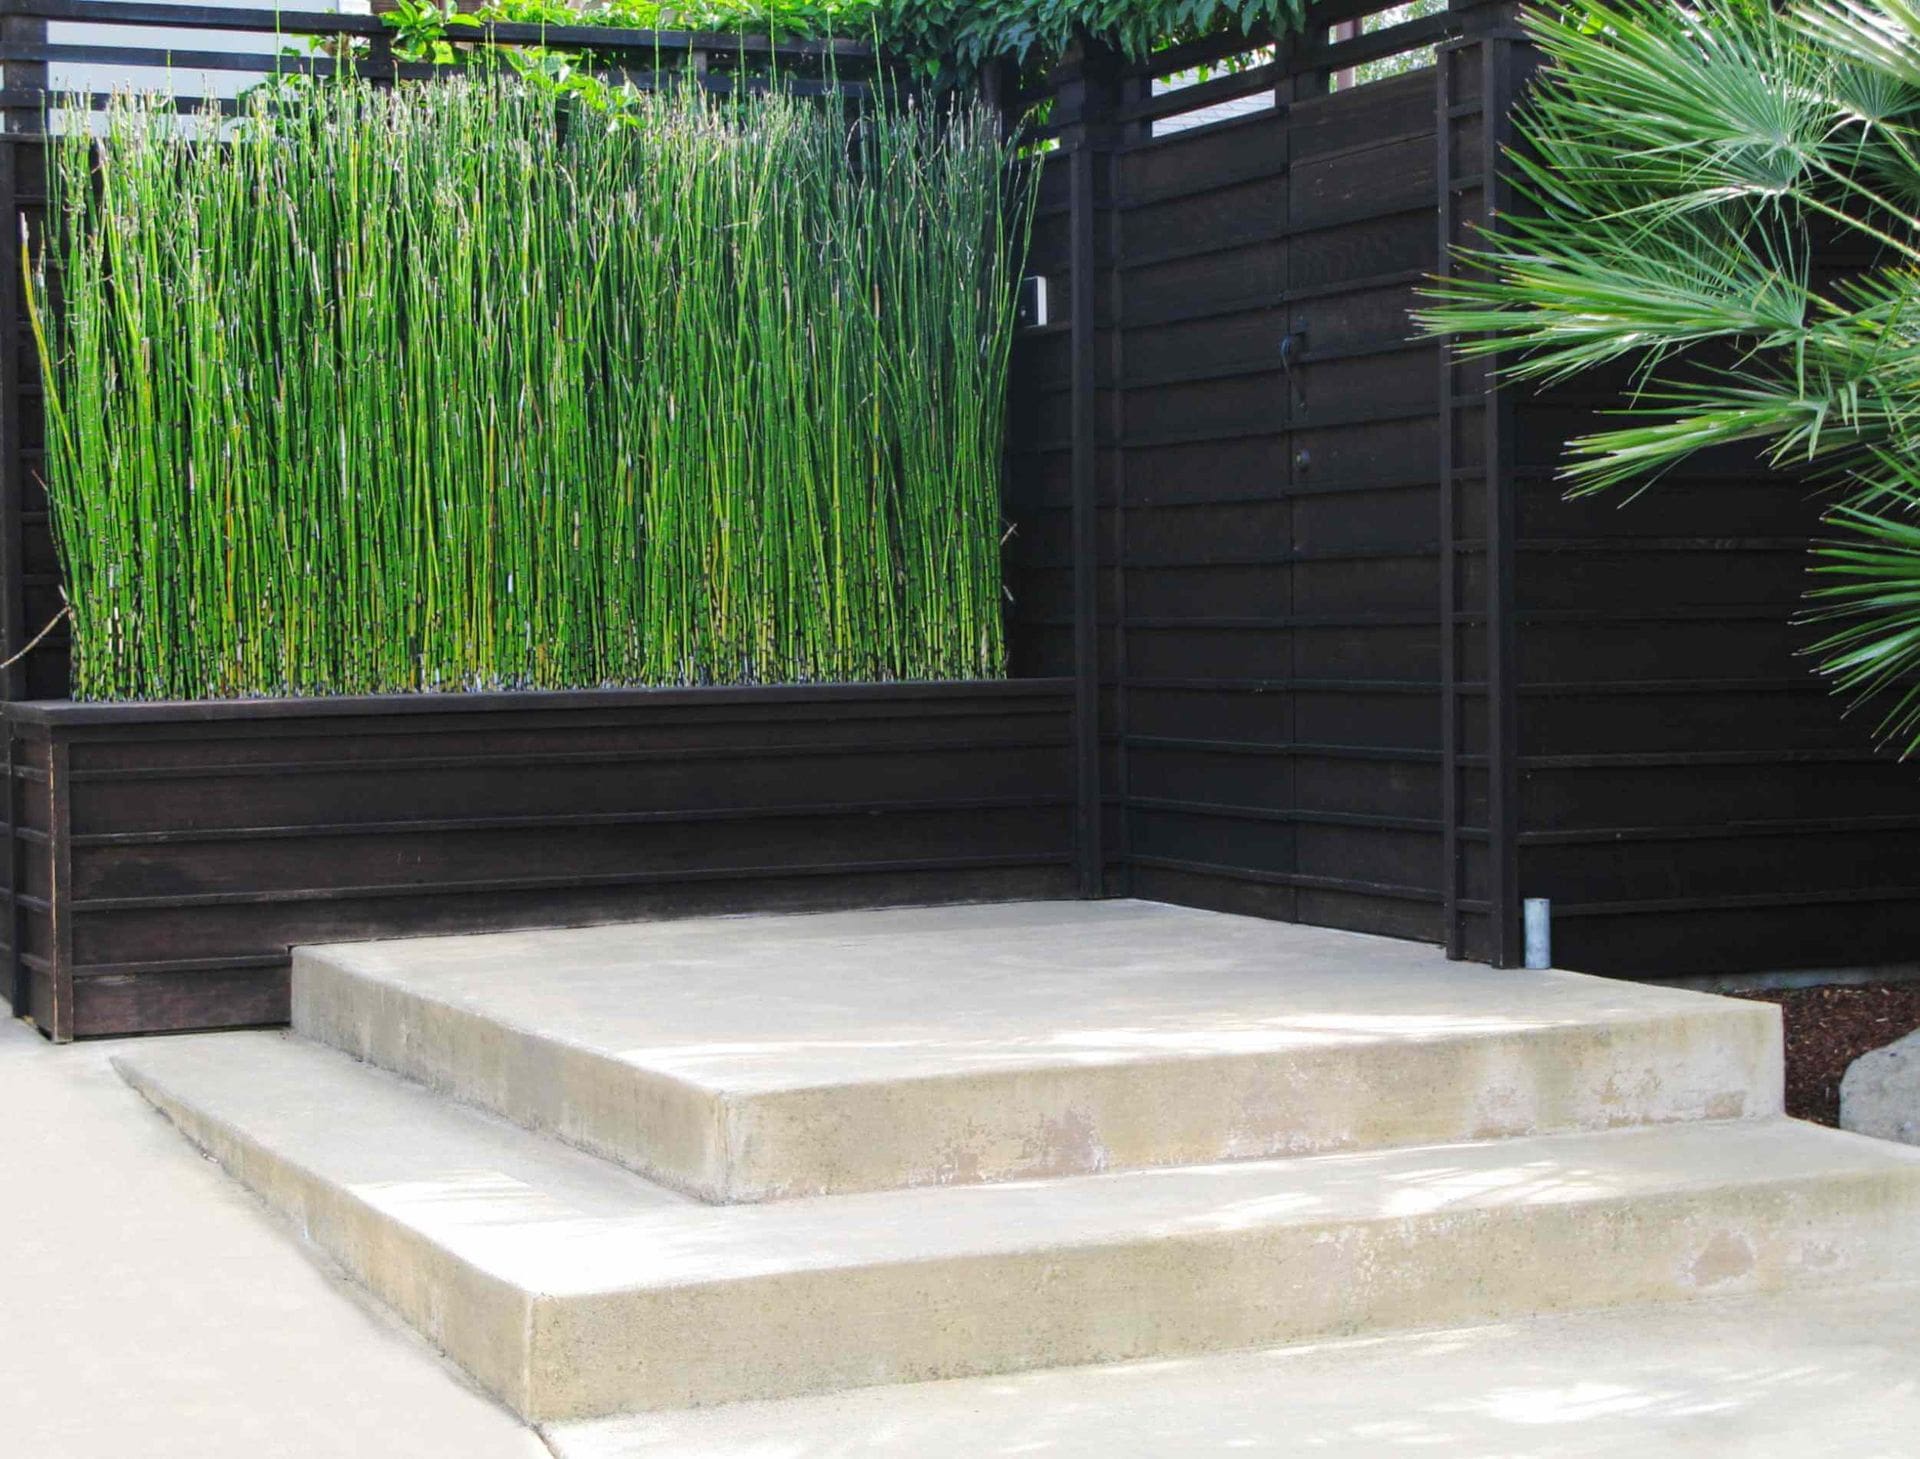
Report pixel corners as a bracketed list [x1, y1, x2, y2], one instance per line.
[4, 682, 1076, 1039]
[1006, 0, 1920, 979]
[1008, 18, 1466, 949]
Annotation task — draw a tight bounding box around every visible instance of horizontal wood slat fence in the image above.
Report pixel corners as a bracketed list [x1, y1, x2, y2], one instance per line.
[1000, 0, 1920, 978]
[7, 684, 1075, 1039]
[2, 0, 1917, 1036]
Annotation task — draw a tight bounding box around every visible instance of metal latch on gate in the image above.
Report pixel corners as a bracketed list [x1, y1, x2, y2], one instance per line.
[1280, 318, 1308, 410]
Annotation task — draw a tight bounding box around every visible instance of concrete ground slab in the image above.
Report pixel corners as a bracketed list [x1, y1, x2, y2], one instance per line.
[13, 995, 1912, 1459]
[113, 1029, 1920, 1422]
[0, 1015, 544, 1459]
[293, 900, 1782, 1200]
[547, 1281, 1920, 1459]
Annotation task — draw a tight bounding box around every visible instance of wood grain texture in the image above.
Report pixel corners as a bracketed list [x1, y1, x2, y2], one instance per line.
[1009, 28, 1460, 950]
[4, 683, 1076, 1038]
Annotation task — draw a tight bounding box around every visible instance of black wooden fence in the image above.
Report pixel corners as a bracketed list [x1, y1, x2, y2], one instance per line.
[1003, 0, 1920, 978]
[1007, 0, 1519, 955]
[0, 0, 1916, 1035]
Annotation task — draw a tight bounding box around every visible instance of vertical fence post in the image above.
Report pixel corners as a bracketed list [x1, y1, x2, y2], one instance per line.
[45, 733, 70, 1039]
[2, 727, 16, 1018]
[0, 0, 36, 1020]
[1436, 21, 1465, 959]
[1482, 20, 1521, 967]
[0, 0, 46, 133]
[0, 136, 19, 709]
[1053, 35, 1122, 898]
[1439, 0, 1526, 964]
[1108, 60, 1148, 899]
[365, 19, 391, 91]
[979, 55, 1015, 128]
[0, 0, 37, 703]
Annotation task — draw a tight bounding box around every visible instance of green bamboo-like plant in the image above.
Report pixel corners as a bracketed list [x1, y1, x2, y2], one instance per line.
[28, 78, 1035, 699]
[1417, 0, 1920, 752]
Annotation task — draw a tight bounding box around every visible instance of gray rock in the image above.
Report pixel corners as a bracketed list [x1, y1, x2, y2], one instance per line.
[1841, 1029, 1920, 1146]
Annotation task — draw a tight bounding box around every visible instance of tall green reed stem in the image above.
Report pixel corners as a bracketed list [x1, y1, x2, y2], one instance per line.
[29, 79, 1033, 700]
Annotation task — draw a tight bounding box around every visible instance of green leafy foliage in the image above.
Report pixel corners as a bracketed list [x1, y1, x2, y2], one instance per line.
[385, 0, 484, 62]
[1419, 0, 1920, 753]
[28, 82, 1032, 700]
[875, 1, 1308, 71]
[395, 0, 1310, 73]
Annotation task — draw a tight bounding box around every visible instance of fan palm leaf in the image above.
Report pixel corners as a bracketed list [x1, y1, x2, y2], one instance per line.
[1420, 0, 1920, 753]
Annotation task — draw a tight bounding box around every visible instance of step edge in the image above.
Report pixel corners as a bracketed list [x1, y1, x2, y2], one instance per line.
[294, 941, 1782, 1091]
[114, 1035, 1882, 1291]
[110, 1040, 1920, 1424]
[293, 952, 736, 1202]
[293, 947, 1786, 1202]
[112, 1044, 546, 1420]
[501, 1121, 1920, 1298]
[514, 1147, 1920, 1418]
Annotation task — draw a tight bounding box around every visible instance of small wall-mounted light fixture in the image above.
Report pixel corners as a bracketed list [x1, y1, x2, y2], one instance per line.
[1017, 275, 1051, 330]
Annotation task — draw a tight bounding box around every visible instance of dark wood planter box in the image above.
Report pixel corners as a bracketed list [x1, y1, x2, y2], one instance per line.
[2, 680, 1077, 1040]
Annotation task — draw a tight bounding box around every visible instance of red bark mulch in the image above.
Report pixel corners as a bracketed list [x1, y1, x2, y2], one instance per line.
[1730, 983, 1920, 1127]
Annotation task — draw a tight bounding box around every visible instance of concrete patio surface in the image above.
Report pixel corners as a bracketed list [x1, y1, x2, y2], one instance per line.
[549, 1280, 1920, 1459]
[9, 998, 1920, 1457]
[0, 1014, 545, 1459]
[12, 896, 1920, 1457]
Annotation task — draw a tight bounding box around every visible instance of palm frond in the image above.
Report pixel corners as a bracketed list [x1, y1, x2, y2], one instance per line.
[1797, 0, 1920, 91]
[1416, 210, 1812, 384]
[1423, 0, 1920, 744]
[1807, 454, 1920, 752]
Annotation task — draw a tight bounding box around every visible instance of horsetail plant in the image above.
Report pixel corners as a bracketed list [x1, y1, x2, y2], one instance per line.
[28, 79, 1034, 700]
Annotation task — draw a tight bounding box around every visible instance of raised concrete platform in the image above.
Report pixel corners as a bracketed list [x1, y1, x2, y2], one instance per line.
[113, 1029, 1920, 1423]
[548, 1281, 1920, 1459]
[292, 901, 1782, 1201]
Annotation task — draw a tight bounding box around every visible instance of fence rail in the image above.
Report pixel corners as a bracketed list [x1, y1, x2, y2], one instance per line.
[7, 0, 872, 55]
[0, 0, 884, 133]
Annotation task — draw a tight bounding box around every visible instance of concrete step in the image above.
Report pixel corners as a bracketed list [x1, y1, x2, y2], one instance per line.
[547, 1281, 1920, 1459]
[113, 1030, 1920, 1424]
[291, 900, 1782, 1202]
